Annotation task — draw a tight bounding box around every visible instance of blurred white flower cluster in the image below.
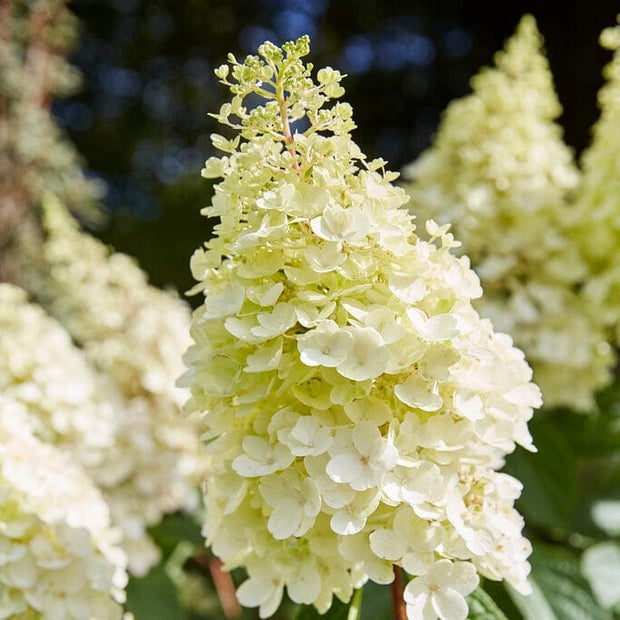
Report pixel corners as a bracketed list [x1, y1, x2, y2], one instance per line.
[184, 37, 542, 619]
[16, 198, 208, 576]
[572, 19, 620, 346]
[402, 16, 614, 410]
[0, 2, 208, 612]
[0, 392, 127, 619]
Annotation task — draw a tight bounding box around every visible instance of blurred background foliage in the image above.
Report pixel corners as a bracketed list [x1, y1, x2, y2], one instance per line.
[61, 0, 619, 297]
[35, 1, 620, 618]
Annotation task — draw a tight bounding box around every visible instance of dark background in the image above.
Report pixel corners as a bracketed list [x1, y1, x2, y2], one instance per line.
[58, 0, 619, 296]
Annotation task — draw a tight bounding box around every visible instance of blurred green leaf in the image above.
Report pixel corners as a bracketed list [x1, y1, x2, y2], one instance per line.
[482, 580, 524, 619]
[359, 581, 392, 620]
[582, 542, 620, 610]
[504, 417, 580, 535]
[149, 511, 205, 560]
[126, 562, 187, 620]
[508, 544, 608, 620]
[466, 586, 509, 619]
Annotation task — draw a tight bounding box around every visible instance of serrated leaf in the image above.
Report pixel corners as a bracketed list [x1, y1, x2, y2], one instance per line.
[466, 586, 509, 619]
[582, 542, 620, 609]
[507, 544, 608, 620]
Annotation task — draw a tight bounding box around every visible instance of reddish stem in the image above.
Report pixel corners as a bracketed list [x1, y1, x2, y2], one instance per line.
[205, 556, 241, 618]
[391, 565, 407, 620]
[276, 85, 300, 171]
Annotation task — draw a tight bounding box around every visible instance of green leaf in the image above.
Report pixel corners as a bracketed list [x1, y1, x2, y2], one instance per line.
[504, 417, 579, 534]
[125, 562, 187, 620]
[507, 544, 608, 620]
[582, 542, 620, 609]
[359, 581, 392, 620]
[466, 586, 509, 619]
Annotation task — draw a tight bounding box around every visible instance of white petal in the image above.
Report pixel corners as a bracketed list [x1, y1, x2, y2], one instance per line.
[431, 588, 468, 620]
[369, 529, 402, 561]
[268, 502, 303, 539]
[331, 510, 366, 535]
[337, 326, 389, 381]
[395, 375, 443, 411]
[288, 566, 322, 604]
[326, 454, 362, 484]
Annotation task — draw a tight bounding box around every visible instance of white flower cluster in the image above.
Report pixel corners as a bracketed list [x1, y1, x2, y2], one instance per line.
[17, 198, 208, 576]
[402, 16, 613, 410]
[184, 37, 542, 619]
[572, 19, 620, 345]
[0, 284, 127, 479]
[0, 396, 127, 619]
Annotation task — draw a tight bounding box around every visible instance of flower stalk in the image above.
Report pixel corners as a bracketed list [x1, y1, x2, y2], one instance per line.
[391, 566, 406, 620]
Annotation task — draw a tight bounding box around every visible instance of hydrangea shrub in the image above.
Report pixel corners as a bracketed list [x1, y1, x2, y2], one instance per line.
[402, 16, 613, 410]
[183, 36, 542, 619]
[572, 18, 620, 345]
[18, 199, 208, 576]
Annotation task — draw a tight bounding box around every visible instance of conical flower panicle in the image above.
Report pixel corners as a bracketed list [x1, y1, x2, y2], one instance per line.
[184, 37, 541, 619]
[19, 198, 209, 576]
[572, 18, 620, 344]
[402, 16, 613, 410]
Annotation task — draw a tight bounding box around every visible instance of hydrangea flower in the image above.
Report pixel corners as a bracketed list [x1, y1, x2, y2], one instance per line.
[0, 283, 153, 576]
[571, 18, 620, 346]
[401, 16, 613, 410]
[16, 199, 209, 575]
[183, 36, 541, 619]
[0, 283, 125, 474]
[0, 397, 127, 619]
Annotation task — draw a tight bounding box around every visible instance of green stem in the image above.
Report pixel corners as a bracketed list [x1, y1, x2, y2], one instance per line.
[348, 587, 363, 620]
